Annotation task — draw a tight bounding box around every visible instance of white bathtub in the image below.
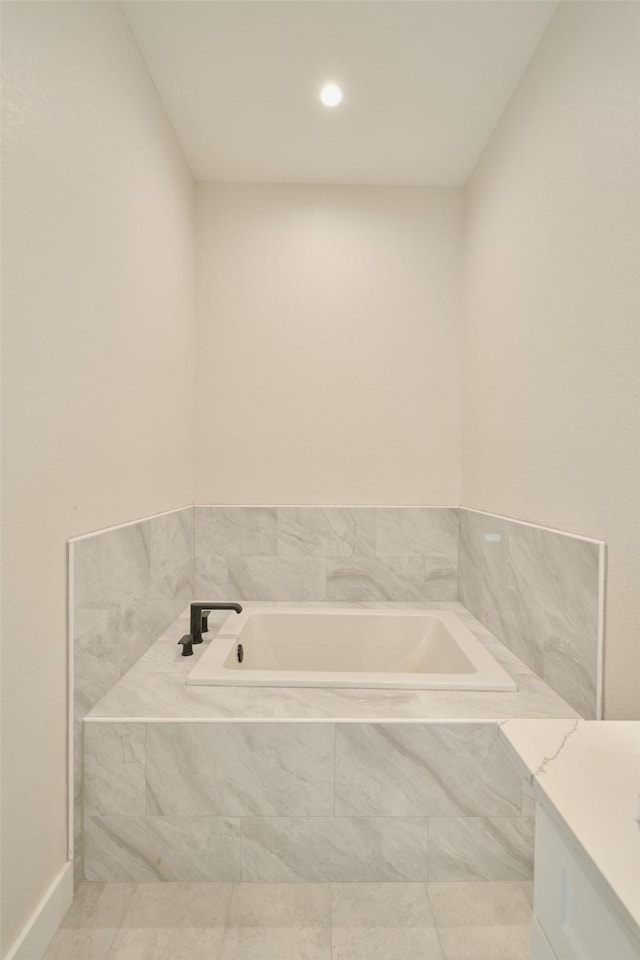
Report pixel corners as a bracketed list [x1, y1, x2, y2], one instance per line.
[187, 608, 517, 692]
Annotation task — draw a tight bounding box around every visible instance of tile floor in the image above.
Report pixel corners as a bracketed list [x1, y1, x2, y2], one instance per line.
[43, 880, 534, 959]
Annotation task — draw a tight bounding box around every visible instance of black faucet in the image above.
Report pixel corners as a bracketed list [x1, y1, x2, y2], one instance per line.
[178, 602, 243, 656]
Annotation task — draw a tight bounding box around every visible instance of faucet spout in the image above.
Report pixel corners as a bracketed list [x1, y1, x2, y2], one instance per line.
[178, 601, 243, 657]
[189, 601, 243, 645]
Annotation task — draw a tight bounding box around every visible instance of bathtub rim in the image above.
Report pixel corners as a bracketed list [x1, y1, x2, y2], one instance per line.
[186, 607, 518, 692]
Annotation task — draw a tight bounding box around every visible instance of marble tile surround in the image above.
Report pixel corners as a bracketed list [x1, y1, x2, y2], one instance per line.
[83, 719, 534, 883]
[458, 509, 604, 719]
[70, 507, 193, 881]
[194, 505, 603, 715]
[72, 502, 603, 886]
[194, 506, 459, 602]
[86, 600, 579, 722]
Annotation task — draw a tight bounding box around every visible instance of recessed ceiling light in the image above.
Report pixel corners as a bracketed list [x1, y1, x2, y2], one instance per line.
[320, 83, 343, 108]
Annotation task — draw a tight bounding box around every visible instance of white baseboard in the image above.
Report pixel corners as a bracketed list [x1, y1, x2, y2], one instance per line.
[4, 862, 73, 960]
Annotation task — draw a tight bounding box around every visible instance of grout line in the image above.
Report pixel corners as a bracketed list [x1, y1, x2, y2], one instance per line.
[596, 541, 606, 719]
[332, 725, 336, 817]
[143, 723, 148, 817]
[221, 880, 235, 944]
[67, 540, 75, 865]
[78, 813, 531, 821]
[238, 816, 244, 884]
[425, 881, 448, 959]
[328, 881, 334, 957]
[83, 717, 538, 725]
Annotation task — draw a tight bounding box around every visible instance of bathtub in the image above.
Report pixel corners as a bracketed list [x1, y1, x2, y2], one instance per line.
[186, 608, 517, 692]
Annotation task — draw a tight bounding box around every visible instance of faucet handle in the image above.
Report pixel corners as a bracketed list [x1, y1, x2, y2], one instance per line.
[178, 635, 194, 657]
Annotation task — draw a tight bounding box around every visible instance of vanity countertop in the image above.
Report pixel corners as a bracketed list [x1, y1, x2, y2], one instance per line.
[499, 719, 640, 946]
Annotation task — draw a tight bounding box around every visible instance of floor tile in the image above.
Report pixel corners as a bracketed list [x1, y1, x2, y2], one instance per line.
[219, 925, 331, 960]
[331, 927, 444, 960]
[227, 882, 330, 927]
[120, 882, 232, 928]
[107, 927, 225, 960]
[61, 882, 136, 928]
[44, 878, 534, 960]
[437, 925, 532, 960]
[42, 928, 118, 960]
[427, 881, 532, 928]
[331, 882, 435, 928]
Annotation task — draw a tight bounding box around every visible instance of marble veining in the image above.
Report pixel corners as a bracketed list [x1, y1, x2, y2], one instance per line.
[194, 553, 228, 599]
[458, 509, 603, 718]
[326, 557, 426, 601]
[84, 816, 241, 882]
[228, 557, 326, 601]
[85, 723, 146, 817]
[240, 817, 432, 882]
[427, 817, 535, 882]
[195, 506, 277, 558]
[499, 719, 640, 946]
[86, 670, 249, 720]
[194, 505, 460, 601]
[83, 699, 550, 883]
[376, 507, 458, 559]
[145, 722, 334, 816]
[334, 723, 522, 817]
[277, 507, 376, 558]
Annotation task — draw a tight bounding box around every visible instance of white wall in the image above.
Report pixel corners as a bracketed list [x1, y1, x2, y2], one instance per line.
[463, 1, 640, 719]
[195, 184, 463, 505]
[2, 3, 638, 949]
[0, 2, 195, 951]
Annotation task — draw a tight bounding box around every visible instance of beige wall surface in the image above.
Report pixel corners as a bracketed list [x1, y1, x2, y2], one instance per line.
[195, 183, 463, 506]
[0, 2, 195, 951]
[462, 1, 640, 719]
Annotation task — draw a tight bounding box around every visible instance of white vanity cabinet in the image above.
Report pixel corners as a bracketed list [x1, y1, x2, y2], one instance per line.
[532, 807, 639, 960]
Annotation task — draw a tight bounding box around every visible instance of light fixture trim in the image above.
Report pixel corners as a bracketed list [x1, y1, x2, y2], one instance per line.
[320, 82, 344, 108]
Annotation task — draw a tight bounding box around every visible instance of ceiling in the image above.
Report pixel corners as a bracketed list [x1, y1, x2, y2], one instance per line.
[122, 1, 558, 185]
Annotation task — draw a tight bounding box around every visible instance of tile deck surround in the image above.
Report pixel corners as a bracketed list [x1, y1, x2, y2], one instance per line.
[72, 504, 601, 890]
[81, 602, 577, 886]
[86, 601, 578, 722]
